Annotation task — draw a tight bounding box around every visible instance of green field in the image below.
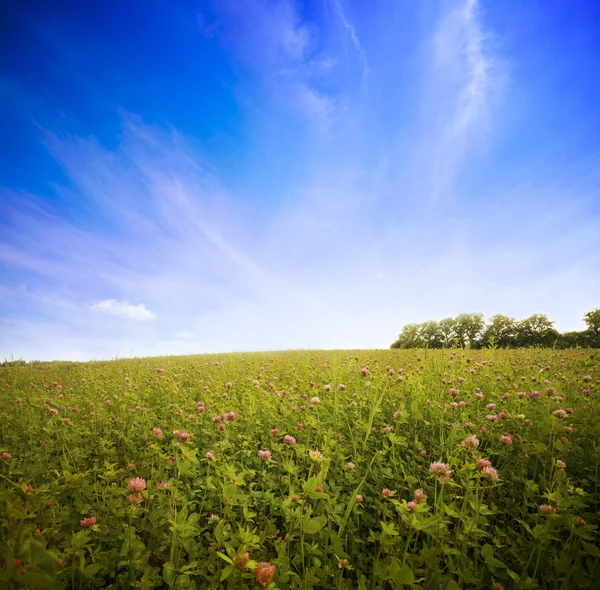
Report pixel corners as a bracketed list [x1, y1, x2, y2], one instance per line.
[1, 349, 599, 589]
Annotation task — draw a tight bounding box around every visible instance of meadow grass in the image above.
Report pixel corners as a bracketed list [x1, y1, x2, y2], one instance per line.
[1, 349, 598, 589]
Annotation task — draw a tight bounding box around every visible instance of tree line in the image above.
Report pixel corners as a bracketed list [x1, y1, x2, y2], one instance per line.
[390, 308, 600, 349]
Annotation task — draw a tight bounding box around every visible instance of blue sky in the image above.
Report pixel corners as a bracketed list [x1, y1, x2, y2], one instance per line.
[1, 0, 599, 361]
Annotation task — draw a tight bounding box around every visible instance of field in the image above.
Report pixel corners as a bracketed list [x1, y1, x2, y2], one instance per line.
[1, 349, 599, 589]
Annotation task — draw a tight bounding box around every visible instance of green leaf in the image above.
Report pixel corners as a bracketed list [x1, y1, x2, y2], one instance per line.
[217, 552, 233, 565]
[163, 561, 176, 585]
[305, 516, 327, 534]
[83, 563, 102, 578]
[583, 542, 600, 557]
[481, 544, 506, 569]
[389, 559, 415, 586]
[220, 566, 234, 582]
[303, 476, 318, 494]
[446, 580, 461, 590]
[214, 522, 223, 544]
[223, 484, 237, 502]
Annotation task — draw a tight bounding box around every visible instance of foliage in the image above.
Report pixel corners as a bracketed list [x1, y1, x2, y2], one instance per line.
[391, 308, 600, 349]
[0, 349, 599, 589]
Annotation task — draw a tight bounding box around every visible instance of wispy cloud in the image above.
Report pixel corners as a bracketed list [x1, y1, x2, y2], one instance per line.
[331, 0, 369, 89]
[425, 0, 496, 200]
[90, 299, 156, 321]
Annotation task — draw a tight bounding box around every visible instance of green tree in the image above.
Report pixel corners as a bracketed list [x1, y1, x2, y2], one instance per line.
[438, 317, 457, 347]
[514, 314, 559, 347]
[583, 307, 600, 335]
[391, 323, 425, 349]
[482, 315, 517, 347]
[454, 313, 485, 348]
[419, 320, 444, 348]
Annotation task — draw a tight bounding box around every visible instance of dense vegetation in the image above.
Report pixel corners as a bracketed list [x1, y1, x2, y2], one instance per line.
[390, 308, 600, 350]
[1, 349, 599, 589]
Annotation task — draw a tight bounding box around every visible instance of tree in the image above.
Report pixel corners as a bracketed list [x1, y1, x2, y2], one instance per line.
[584, 307, 600, 335]
[514, 314, 559, 347]
[438, 317, 458, 347]
[419, 320, 444, 348]
[454, 313, 485, 348]
[391, 323, 425, 349]
[482, 315, 517, 348]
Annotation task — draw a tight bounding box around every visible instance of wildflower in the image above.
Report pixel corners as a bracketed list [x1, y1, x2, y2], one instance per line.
[499, 435, 513, 446]
[347, 461, 355, 470]
[311, 396, 321, 404]
[218, 423, 225, 431]
[407, 501, 417, 512]
[155, 481, 171, 488]
[463, 422, 474, 429]
[128, 477, 146, 492]
[283, 435, 296, 446]
[477, 459, 492, 470]
[225, 411, 236, 421]
[487, 414, 498, 422]
[258, 450, 272, 461]
[206, 451, 215, 460]
[582, 376, 592, 382]
[419, 449, 427, 456]
[315, 486, 324, 493]
[371, 427, 377, 433]
[1, 452, 11, 460]
[211, 514, 219, 522]
[270, 428, 279, 435]
[255, 562, 277, 588]
[530, 390, 541, 399]
[539, 504, 556, 515]
[553, 409, 567, 419]
[412, 489, 426, 504]
[173, 430, 181, 436]
[297, 423, 304, 431]
[382, 488, 394, 497]
[309, 449, 323, 461]
[324, 384, 332, 392]
[180, 432, 190, 441]
[355, 494, 364, 503]
[360, 368, 369, 376]
[166, 458, 174, 465]
[486, 403, 496, 410]
[49, 408, 59, 415]
[556, 459, 566, 469]
[429, 462, 452, 484]
[475, 392, 484, 400]
[152, 428, 163, 437]
[338, 384, 346, 390]
[480, 466, 500, 481]
[128, 493, 144, 505]
[461, 435, 480, 450]
[127, 463, 136, 470]
[80, 517, 97, 528]
[234, 551, 250, 569]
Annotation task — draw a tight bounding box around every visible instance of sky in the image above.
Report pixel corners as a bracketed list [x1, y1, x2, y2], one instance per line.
[1, 0, 599, 361]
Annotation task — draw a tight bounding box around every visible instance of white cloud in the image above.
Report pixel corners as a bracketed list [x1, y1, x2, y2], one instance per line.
[331, 0, 369, 89]
[90, 299, 156, 321]
[418, 0, 497, 201]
